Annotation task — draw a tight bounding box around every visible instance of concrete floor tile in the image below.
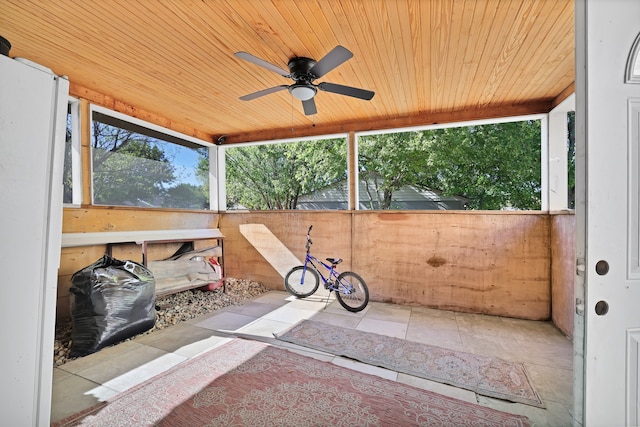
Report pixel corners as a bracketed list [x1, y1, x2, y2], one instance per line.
[261, 304, 324, 323]
[133, 323, 216, 352]
[525, 364, 574, 406]
[221, 301, 284, 317]
[455, 313, 517, 338]
[50, 374, 118, 423]
[409, 307, 459, 330]
[173, 335, 234, 358]
[251, 290, 291, 305]
[66, 345, 173, 385]
[364, 302, 412, 323]
[236, 318, 293, 338]
[194, 311, 259, 332]
[57, 340, 145, 375]
[100, 352, 187, 393]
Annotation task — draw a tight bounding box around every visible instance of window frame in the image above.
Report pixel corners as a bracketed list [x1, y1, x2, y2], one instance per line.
[88, 104, 216, 210]
[355, 114, 546, 211]
[221, 134, 349, 211]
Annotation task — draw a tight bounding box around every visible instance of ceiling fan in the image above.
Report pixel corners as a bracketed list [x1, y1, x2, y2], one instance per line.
[234, 45, 374, 115]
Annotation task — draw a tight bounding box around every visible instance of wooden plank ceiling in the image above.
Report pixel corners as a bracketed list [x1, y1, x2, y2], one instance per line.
[0, 0, 574, 145]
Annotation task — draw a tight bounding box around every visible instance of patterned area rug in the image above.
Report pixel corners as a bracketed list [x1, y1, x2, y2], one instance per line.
[275, 320, 544, 408]
[53, 338, 531, 427]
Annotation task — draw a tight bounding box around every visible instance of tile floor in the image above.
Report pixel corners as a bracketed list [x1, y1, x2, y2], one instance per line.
[51, 289, 575, 426]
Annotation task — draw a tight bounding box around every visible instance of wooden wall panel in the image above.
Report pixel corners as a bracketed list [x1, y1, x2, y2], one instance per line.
[62, 206, 219, 233]
[352, 212, 551, 320]
[220, 210, 552, 320]
[551, 212, 575, 337]
[220, 211, 352, 290]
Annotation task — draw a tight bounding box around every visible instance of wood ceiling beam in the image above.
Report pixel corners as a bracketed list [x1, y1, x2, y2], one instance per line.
[69, 83, 215, 144]
[218, 100, 553, 144]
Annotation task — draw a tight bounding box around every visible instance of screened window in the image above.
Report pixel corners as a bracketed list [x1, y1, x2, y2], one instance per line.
[357, 119, 542, 210]
[91, 109, 210, 210]
[225, 137, 347, 210]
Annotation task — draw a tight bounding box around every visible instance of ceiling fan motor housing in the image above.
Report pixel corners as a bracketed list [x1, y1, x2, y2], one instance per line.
[287, 57, 318, 100]
[288, 57, 317, 83]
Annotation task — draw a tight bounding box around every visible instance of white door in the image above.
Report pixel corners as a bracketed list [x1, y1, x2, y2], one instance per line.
[579, 0, 640, 425]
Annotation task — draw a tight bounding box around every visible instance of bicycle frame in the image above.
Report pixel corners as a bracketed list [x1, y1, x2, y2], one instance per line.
[301, 253, 340, 289]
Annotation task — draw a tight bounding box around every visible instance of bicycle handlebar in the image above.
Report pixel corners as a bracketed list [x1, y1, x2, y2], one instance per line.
[306, 225, 313, 251]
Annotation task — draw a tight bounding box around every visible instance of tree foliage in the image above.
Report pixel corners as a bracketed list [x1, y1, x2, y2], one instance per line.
[424, 121, 542, 210]
[358, 121, 542, 210]
[166, 183, 208, 209]
[92, 122, 177, 206]
[225, 139, 346, 209]
[358, 131, 431, 209]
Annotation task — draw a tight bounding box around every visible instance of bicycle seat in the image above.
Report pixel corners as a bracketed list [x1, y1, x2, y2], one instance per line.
[326, 258, 342, 265]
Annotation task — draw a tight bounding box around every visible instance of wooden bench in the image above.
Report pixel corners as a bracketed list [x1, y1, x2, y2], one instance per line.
[61, 229, 225, 295]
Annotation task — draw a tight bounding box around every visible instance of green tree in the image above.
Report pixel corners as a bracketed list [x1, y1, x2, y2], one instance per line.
[358, 132, 431, 209]
[92, 122, 176, 206]
[166, 183, 208, 209]
[226, 139, 346, 209]
[426, 121, 541, 209]
[357, 121, 542, 210]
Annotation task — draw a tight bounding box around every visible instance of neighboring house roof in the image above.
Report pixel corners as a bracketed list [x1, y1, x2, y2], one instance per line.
[297, 178, 469, 210]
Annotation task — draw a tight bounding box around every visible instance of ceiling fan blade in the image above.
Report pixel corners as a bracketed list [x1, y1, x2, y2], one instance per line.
[302, 98, 317, 115]
[234, 51, 290, 77]
[317, 82, 375, 100]
[239, 85, 289, 101]
[309, 45, 353, 78]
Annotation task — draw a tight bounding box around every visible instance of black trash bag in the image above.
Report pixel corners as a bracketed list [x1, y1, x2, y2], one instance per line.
[69, 255, 156, 357]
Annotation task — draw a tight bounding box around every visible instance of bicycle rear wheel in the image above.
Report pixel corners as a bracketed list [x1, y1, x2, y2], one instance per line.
[284, 266, 319, 298]
[335, 271, 369, 312]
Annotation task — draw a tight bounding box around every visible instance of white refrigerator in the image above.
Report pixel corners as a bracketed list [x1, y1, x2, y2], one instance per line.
[0, 53, 69, 425]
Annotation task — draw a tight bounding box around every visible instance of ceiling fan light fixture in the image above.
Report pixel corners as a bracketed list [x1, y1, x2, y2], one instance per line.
[289, 84, 316, 101]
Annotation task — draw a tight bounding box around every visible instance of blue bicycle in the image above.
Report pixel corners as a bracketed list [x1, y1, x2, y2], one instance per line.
[284, 225, 369, 312]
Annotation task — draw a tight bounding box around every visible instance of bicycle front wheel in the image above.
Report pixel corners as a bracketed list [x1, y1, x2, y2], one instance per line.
[335, 271, 369, 312]
[284, 266, 319, 298]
